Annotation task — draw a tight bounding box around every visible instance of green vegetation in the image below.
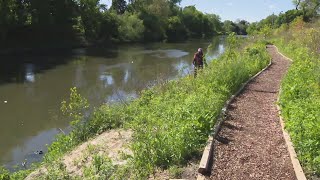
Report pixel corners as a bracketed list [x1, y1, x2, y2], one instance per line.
[0, 34, 270, 179]
[0, 167, 31, 180]
[247, 0, 319, 36]
[223, 20, 249, 35]
[273, 20, 320, 176]
[0, 0, 253, 50]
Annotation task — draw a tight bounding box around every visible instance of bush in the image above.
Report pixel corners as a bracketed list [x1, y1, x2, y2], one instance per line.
[118, 12, 144, 42]
[166, 16, 187, 42]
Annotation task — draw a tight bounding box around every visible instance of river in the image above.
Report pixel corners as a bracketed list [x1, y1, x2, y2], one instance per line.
[0, 37, 225, 170]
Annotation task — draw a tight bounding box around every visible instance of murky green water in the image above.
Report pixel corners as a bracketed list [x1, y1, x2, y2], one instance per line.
[0, 37, 225, 170]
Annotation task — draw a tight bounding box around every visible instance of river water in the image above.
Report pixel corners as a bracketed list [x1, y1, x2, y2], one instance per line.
[0, 37, 225, 170]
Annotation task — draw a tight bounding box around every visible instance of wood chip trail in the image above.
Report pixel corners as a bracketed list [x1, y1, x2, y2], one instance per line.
[208, 45, 296, 180]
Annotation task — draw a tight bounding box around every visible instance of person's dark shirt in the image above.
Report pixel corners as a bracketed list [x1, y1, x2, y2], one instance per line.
[193, 52, 204, 66]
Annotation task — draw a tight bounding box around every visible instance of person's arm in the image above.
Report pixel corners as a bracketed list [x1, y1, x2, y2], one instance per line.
[193, 54, 196, 65]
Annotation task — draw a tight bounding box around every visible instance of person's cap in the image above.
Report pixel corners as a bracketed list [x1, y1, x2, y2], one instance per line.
[198, 48, 203, 52]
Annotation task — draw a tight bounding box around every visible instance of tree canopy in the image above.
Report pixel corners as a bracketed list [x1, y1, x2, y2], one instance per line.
[0, 0, 266, 49]
[245, 4, 320, 36]
[293, 0, 320, 20]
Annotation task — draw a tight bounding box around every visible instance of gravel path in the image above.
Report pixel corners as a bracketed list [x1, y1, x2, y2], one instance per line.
[208, 45, 296, 180]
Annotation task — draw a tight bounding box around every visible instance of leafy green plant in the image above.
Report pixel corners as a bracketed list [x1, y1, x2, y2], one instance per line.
[273, 21, 320, 176]
[0, 167, 10, 180]
[61, 87, 89, 126]
[0, 166, 32, 180]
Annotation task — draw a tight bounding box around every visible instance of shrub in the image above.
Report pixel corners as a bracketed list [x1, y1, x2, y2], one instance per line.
[118, 12, 144, 42]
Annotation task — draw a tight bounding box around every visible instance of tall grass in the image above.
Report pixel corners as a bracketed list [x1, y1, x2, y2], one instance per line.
[273, 18, 320, 177]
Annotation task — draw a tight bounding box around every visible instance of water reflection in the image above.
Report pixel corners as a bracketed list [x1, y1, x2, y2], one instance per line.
[0, 37, 225, 170]
[100, 74, 114, 86]
[174, 60, 191, 77]
[107, 90, 137, 103]
[149, 49, 189, 59]
[25, 64, 35, 83]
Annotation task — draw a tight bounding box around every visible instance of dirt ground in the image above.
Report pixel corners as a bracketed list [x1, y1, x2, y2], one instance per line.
[206, 45, 296, 180]
[25, 129, 132, 179]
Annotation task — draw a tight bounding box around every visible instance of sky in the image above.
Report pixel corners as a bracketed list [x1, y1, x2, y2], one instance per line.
[100, 0, 295, 22]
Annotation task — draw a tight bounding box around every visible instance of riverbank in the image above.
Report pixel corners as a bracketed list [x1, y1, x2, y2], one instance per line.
[0, 34, 270, 179]
[25, 129, 132, 179]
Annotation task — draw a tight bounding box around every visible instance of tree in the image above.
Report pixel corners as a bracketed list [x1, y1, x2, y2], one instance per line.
[246, 22, 258, 35]
[236, 20, 249, 35]
[118, 12, 144, 42]
[181, 6, 204, 37]
[99, 11, 119, 42]
[14, 0, 29, 25]
[223, 20, 237, 34]
[30, 0, 51, 25]
[0, 0, 226, 47]
[276, 9, 303, 25]
[136, 0, 171, 41]
[292, 0, 320, 20]
[166, 16, 187, 41]
[169, 0, 181, 4]
[0, 0, 19, 42]
[78, 0, 103, 40]
[111, 0, 127, 14]
[51, 0, 78, 26]
[208, 14, 223, 34]
[293, 0, 302, 10]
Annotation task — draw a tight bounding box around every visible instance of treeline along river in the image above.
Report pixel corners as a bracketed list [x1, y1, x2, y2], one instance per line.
[0, 37, 225, 170]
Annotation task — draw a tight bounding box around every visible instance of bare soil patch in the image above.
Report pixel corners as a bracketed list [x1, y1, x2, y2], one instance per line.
[26, 129, 132, 179]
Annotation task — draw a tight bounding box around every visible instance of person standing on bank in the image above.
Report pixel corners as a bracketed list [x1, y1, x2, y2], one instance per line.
[193, 48, 206, 77]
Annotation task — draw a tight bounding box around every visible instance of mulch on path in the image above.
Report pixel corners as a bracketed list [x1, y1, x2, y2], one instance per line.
[208, 45, 296, 180]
